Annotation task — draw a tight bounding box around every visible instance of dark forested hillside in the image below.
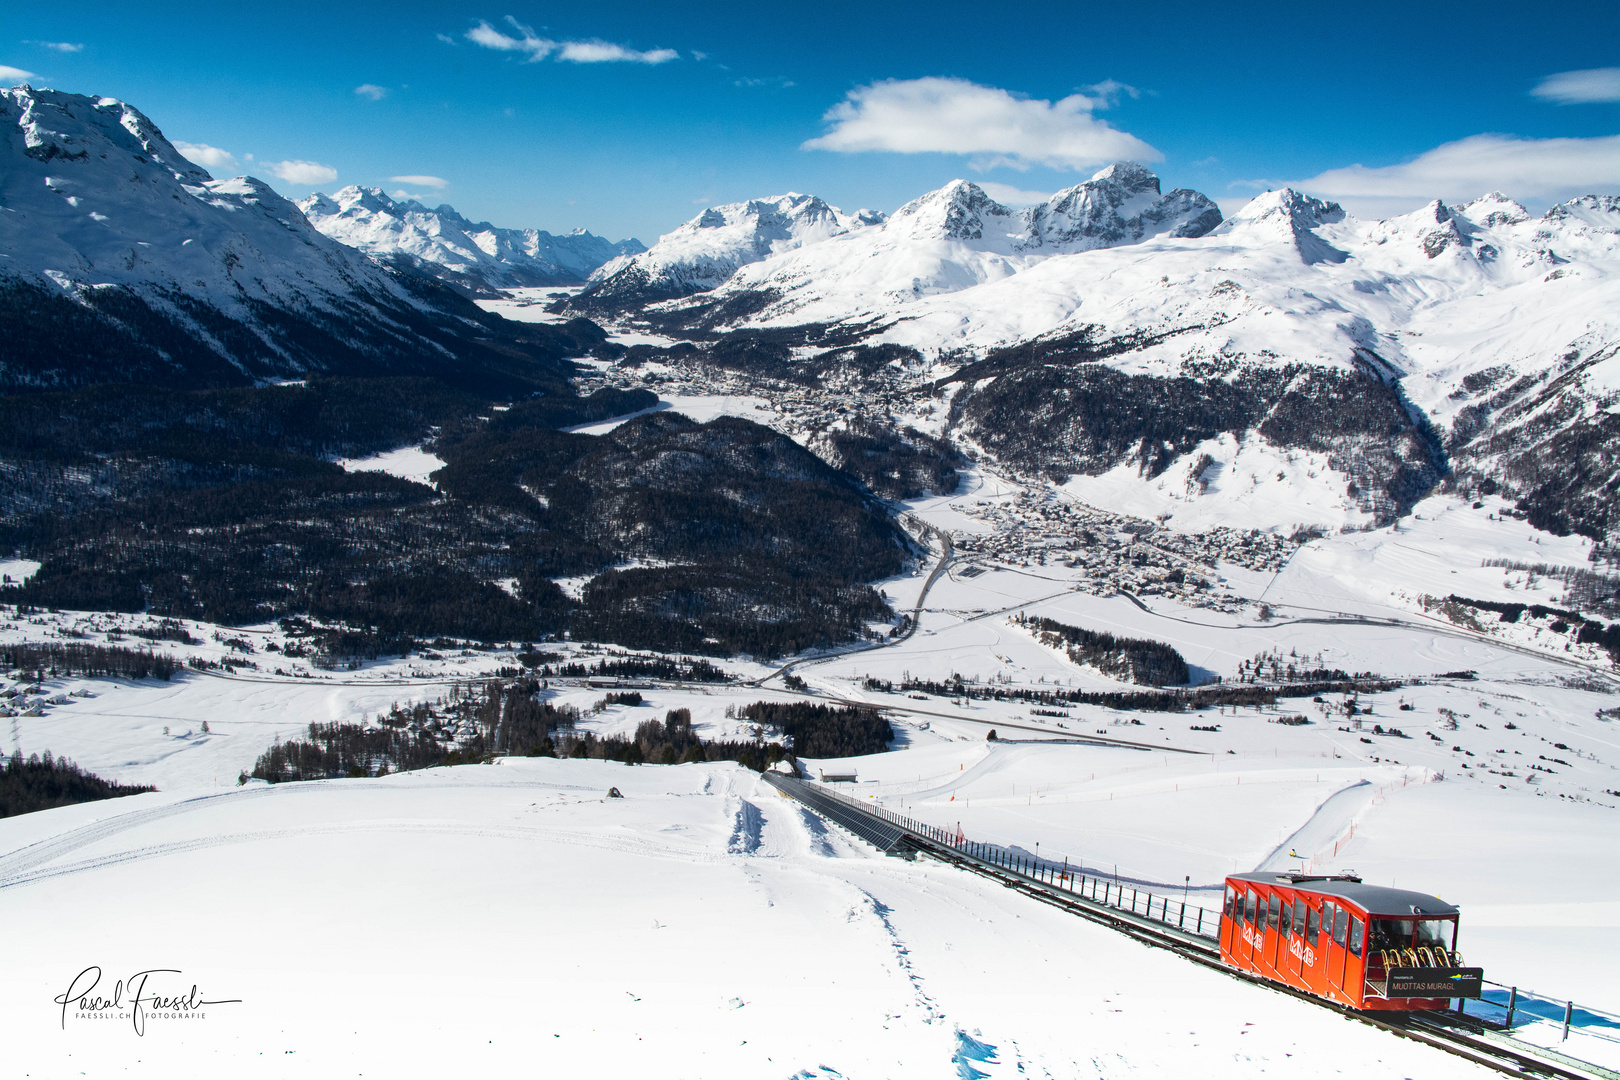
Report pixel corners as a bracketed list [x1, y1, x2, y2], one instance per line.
[948, 348, 1440, 525]
[737, 701, 894, 757]
[4, 374, 906, 658]
[810, 419, 960, 500]
[0, 272, 606, 396]
[1014, 614, 1190, 686]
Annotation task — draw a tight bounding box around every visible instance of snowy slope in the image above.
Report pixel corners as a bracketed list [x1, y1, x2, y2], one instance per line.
[0, 86, 563, 390]
[0, 759, 1532, 1077]
[298, 186, 643, 293]
[569, 192, 886, 310]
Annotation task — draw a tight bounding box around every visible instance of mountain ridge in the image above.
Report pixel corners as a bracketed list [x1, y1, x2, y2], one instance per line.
[627, 165, 1224, 326]
[568, 192, 884, 313]
[298, 186, 643, 295]
[0, 85, 590, 394]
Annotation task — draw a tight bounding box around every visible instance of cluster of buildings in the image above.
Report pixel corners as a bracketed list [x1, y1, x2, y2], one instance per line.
[948, 491, 1298, 614]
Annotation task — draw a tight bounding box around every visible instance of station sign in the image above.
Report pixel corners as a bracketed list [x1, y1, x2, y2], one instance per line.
[1387, 967, 1484, 999]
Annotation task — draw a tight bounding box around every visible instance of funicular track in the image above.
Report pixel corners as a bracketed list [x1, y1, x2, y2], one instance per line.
[763, 772, 1617, 1080]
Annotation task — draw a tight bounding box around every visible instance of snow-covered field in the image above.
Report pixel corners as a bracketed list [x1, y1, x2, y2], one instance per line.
[0, 759, 1533, 1078]
[334, 443, 444, 485]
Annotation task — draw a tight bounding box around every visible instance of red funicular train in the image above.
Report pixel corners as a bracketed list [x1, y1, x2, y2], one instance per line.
[1221, 872, 1484, 1010]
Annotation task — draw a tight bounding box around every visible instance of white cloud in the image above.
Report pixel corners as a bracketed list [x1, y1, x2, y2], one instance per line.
[436, 33, 457, 45]
[37, 41, 84, 53]
[977, 181, 1055, 206]
[464, 18, 676, 64]
[467, 18, 549, 57]
[388, 174, 448, 189]
[557, 40, 677, 64]
[173, 141, 238, 170]
[803, 77, 1159, 171]
[1, 65, 38, 83]
[266, 160, 339, 185]
[1532, 67, 1620, 105]
[355, 83, 388, 101]
[1082, 79, 1140, 105]
[1290, 133, 1620, 210]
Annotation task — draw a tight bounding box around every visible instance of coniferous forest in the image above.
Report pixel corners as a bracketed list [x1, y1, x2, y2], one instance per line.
[0, 333, 910, 658]
[244, 682, 891, 783]
[0, 750, 155, 818]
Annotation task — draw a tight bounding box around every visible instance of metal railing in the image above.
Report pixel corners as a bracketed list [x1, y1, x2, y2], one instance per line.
[764, 772, 1220, 941]
[1464, 981, 1620, 1046]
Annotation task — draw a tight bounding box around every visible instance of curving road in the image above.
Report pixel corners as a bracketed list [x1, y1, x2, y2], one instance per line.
[753, 512, 954, 687]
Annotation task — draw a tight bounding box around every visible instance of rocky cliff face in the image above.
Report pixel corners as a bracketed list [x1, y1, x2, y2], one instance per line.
[1020, 162, 1223, 251]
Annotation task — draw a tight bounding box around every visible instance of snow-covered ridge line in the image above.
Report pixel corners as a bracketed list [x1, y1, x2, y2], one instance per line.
[298, 186, 644, 294]
[571, 191, 886, 309]
[572, 162, 1221, 315]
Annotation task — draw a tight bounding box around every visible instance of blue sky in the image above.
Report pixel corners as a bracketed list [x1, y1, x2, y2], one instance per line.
[5, 1, 1617, 243]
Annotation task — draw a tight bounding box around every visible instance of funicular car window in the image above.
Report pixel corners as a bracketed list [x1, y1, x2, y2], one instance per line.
[1225, 886, 1237, 916]
[1268, 894, 1281, 929]
[1417, 919, 1453, 949]
[1280, 897, 1293, 936]
[1370, 919, 1413, 952]
[1245, 891, 1258, 923]
[1321, 901, 1336, 945]
[1292, 899, 1305, 936]
[1333, 907, 1349, 946]
[1306, 904, 1321, 945]
[1348, 917, 1364, 957]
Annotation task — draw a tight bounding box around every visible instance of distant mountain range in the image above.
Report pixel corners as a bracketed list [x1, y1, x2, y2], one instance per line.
[297, 186, 643, 295]
[4, 82, 1617, 548]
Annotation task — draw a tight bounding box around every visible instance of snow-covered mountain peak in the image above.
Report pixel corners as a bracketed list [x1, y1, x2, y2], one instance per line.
[1086, 160, 1162, 195]
[1215, 188, 1348, 264]
[570, 191, 884, 308]
[1459, 192, 1530, 228]
[0, 84, 603, 391]
[301, 185, 416, 219]
[1021, 162, 1222, 251]
[634, 169, 1226, 325]
[889, 179, 1018, 242]
[298, 185, 642, 291]
[1543, 194, 1620, 231]
[672, 191, 881, 248]
[1225, 187, 1346, 229]
[4, 85, 211, 185]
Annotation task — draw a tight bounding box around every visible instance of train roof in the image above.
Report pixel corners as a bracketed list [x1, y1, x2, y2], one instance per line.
[1228, 872, 1460, 917]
